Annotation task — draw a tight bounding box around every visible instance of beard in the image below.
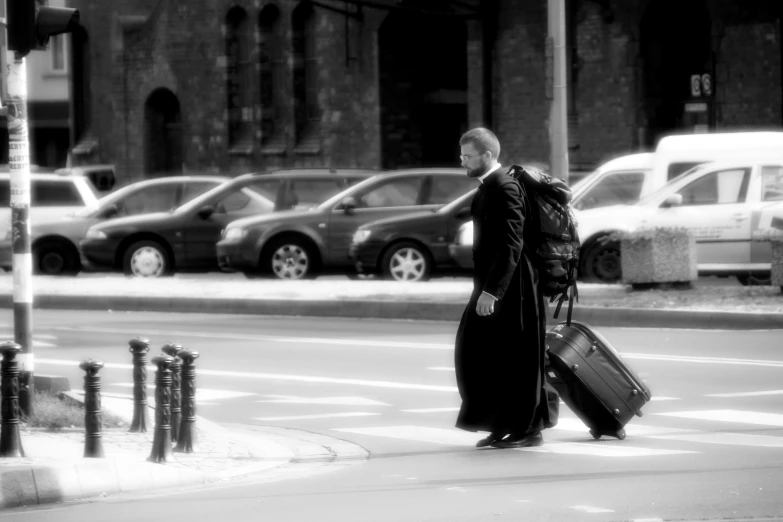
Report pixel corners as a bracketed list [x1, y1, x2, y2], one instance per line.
[466, 161, 490, 178]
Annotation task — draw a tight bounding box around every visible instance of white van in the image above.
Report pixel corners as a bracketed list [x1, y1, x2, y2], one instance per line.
[571, 132, 783, 211]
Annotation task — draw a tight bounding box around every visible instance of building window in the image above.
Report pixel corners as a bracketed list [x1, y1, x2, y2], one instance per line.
[292, 2, 319, 147]
[225, 7, 253, 150]
[258, 4, 283, 146]
[51, 35, 66, 72]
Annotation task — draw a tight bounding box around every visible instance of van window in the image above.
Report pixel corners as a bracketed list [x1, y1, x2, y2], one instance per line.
[573, 171, 646, 211]
[677, 168, 750, 206]
[667, 162, 704, 181]
[761, 166, 783, 202]
[32, 180, 84, 207]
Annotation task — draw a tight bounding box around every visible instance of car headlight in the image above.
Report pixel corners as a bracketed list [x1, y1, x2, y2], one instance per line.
[457, 224, 473, 246]
[85, 229, 108, 240]
[223, 227, 246, 240]
[352, 229, 371, 244]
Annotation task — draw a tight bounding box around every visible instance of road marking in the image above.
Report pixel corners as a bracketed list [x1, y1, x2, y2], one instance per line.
[254, 412, 380, 421]
[650, 396, 680, 401]
[402, 407, 460, 413]
[50, 326, 453, 350]
[706, 390, 783, 398]
[256, 396, 390, 406]
[656, 410, 783, 427]
[36, 358, 458, 393]
[571, 505, 614, 513]
[649, 432, 783, 448]
[332, 426, 697, 456]
[622, 353, 783, 368]
[552, 417, 694, 437]
[428, 367, 454, 371]
[109, 383, 257, 402]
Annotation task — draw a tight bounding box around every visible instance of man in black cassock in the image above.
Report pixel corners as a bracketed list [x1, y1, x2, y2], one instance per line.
[454, 127, 556, 449]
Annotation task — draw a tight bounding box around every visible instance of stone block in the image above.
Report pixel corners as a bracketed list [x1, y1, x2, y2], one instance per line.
[33, 374, 71, 393]
[621, 227, 698, 285]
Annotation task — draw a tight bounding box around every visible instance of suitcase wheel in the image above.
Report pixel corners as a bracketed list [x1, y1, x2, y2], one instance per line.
[589, 429, 601, 440]
[614, 429, 626, 440]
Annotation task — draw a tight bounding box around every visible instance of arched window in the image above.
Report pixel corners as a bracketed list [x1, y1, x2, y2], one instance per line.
[258, 4, 283, 146]
[292, 2, 319, 146]
[225, 6, 252, 150]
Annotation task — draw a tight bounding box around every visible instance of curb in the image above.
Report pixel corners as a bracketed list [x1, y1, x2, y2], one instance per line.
[4, 294, 783, 329]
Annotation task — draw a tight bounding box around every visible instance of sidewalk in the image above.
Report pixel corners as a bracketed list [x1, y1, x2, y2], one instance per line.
[0, 392, 369, 509]
[0, 274, 782, 329]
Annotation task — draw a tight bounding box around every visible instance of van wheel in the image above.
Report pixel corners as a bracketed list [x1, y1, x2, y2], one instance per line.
[582, 238, 621, 283]
[34, 240, 81, 276]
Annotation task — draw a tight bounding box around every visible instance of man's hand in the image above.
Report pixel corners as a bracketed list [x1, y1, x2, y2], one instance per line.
[476, 292, 496, 317]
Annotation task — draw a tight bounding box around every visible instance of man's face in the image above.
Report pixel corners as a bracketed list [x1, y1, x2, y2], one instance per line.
[460, 142, 490, 178]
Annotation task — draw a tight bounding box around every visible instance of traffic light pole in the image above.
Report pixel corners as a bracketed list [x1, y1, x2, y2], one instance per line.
[3, 50, 34, 416]
[547, 0, 569, 184]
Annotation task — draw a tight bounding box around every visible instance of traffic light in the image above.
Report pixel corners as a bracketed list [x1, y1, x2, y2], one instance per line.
[7, 0, 80, 56]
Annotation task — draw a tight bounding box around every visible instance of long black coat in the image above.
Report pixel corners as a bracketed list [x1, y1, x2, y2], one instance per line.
[455, 169, 556, 436]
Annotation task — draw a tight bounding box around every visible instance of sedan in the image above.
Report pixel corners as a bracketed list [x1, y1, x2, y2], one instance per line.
[349, 188, 476, 281]
[0, 175, 228, 275]
[216, 169, 475, 279]
[80, 170, 375, 277]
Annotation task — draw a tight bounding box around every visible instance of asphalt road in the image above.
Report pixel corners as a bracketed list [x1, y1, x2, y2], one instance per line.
[2, 310, 782, 521]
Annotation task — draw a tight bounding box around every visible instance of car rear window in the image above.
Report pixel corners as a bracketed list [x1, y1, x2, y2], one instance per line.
[32, 180, 84, 207]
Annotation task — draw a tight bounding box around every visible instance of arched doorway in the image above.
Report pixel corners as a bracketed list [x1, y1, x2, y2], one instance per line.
[378, 9, 468, 168]
[144, 88, 183, 175]
[640, 0, 712, 146]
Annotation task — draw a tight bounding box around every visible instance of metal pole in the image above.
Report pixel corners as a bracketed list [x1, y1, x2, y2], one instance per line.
[174, 350, 199, 453]
[4, 50, 34, 416]
[0, 342, 25, 458]
[148, 354, 174, 463]
[128, 338, 151, 433]
[161, 343, 182, 443]
[548, 0, 570, 184]
[80, 359, 105, 458]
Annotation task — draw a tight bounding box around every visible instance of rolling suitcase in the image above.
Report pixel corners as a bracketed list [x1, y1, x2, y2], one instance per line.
[545, 319, 652, 440]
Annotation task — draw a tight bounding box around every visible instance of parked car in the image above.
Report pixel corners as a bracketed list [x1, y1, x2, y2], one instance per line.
[0, 175, 229, 275]
[575, 159, 783, 284]
[80, 169, 376, 277]
[216, 169, 475, 279]
[449, 220, 474, 271]
[0, 172, 99, 271]
[349, 188, 476, 281]
[571, 131, 783, 212]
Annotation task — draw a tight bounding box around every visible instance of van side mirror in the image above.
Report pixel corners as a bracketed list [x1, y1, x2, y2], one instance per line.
[340, 196, 358, 214]
[197, 205, 215, 219]
[661, 193, 683, 208]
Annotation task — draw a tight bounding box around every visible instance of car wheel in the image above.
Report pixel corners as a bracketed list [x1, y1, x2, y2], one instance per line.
[582, 238, 621, 283]
[736, 274, 771, 286]
[381, 241, 432, 282]
[34, 241, 81, 276]
[123, 240, 171, 277]
[266, 237, 317, 280]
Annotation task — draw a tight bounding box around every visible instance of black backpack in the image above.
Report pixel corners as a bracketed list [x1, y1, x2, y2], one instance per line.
[505, 165, 581, 321]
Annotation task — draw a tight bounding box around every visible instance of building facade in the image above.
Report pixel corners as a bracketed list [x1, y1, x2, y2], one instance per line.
[67, 0, 782, 184]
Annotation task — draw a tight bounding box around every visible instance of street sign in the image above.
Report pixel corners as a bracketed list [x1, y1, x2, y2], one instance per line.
[691, 75, 702, 97]
[701, 73, 712, 96]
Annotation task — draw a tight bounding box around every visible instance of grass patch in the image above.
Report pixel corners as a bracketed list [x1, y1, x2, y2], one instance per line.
[22, 392, 127, 431]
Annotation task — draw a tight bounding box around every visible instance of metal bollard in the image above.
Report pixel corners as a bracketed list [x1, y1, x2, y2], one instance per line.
[80, 359, 105, 458]
[174, 350, 199, 453]
[161, 343, 182, 443]
[0, 342, 25, 458]
[148, 354, 175, 463]
[128, 338, 151, 433]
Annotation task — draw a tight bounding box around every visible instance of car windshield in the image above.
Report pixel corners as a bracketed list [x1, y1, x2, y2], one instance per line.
[315, 174, 387, 210]
[439, 187, 477, 213]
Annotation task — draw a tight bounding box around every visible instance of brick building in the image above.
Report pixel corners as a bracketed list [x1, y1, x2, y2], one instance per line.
[67, 0, 782, 185]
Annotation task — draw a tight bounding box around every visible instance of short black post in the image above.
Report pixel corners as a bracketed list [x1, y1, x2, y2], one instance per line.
[148, 354, 174, 463]
[80, 359, 105, 458]
[0, 342, 25, 458]
[174, 350, 199, 453]
[161, 343, 182, 443]
[128, 338, 150, 433]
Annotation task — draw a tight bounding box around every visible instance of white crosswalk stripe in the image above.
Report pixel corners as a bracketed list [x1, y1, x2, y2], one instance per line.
[655, 409, 783, 427]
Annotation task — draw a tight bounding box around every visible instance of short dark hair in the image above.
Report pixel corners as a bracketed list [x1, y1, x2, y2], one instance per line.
[459, 127, 501, 159]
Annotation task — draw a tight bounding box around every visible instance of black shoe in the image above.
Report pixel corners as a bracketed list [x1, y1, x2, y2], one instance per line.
[490, 432, 544, 449]
[476, 432, 506, 448]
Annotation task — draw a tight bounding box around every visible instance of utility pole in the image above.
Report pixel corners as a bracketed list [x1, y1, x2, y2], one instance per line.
[546, 0, 569, 184]
[4, 0, 79, 416]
